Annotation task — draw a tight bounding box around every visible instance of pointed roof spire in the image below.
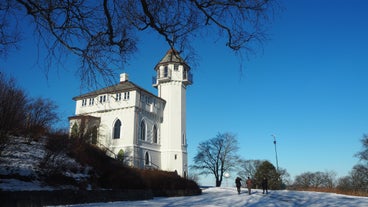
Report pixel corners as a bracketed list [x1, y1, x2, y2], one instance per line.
[155, 49, 190, 71]
[158, 49, 186, 65]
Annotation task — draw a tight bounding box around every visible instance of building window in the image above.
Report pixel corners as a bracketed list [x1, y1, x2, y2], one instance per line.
[89, 98, 94, 106]
[182, 134, 186, 145]
[153, 125, 158, 144]
[113, 119, 121, 139]
[99, 95, 106, 103]
[174, 154, 177, 160]
[82, 99, 87, 106]
[116, 93, 121, 101]
[140, 120, 146, 141]
[174, 64, 179, 71]
[124, 92, 130, 100]
[145, 152, 150, 165]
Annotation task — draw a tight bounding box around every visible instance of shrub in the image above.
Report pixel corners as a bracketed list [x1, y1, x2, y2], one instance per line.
[42, 133, 201, 195]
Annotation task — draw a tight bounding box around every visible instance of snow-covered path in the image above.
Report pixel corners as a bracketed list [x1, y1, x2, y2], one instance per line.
[63, 187, 368, 207]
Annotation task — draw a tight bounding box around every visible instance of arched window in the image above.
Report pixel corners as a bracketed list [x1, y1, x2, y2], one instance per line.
[153, 125, 158, 144]
[145, 152, 150, 165]
[140, 120, 146, 141]
[71, 123, 79, 138]
[113, 119, 121, 139]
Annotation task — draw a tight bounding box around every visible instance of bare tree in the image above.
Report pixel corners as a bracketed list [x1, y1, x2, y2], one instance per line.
[350, 164, 368, 193]
[2, 0, 279, 86]
[355, 134, 368, 164]
[25, 97, 59, 139]
[191, 132, 240, 187]
[238, 159, 263, 179]
[0, 0, 21, 57]
[337, 175, 353, 192]
[350, 134, 368, 193]
[293, 171, 336, 189]
[0, 73, 27, 137]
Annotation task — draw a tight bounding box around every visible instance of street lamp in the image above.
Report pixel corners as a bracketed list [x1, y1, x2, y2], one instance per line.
[224, 172, 230, 187]
[271, 134, 279, 171]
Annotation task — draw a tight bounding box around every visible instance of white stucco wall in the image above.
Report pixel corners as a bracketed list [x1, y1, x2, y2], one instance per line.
[73, 88, 165, 169]
[156, 63, 189, 176]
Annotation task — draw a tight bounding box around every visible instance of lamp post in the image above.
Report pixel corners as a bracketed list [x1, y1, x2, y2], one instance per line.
[271, 134, 279, 171]
[224, 172, 230, 187]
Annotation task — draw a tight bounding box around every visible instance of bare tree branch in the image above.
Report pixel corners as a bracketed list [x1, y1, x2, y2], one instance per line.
[2, 0, 279, 87]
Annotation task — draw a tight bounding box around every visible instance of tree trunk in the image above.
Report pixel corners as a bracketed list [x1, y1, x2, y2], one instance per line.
[216, 180, 222, 187]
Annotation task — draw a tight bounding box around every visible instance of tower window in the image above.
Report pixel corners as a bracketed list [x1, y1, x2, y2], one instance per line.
[183, 68, 187, 79]
[164, 66, 168, 77]
[174, 64, 179, 71]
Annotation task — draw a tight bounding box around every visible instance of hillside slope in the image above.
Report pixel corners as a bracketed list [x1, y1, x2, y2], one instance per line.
[0, 136, 88, 191]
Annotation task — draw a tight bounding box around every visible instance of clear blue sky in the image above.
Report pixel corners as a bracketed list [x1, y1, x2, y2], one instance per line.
[1, 0, 368, 185]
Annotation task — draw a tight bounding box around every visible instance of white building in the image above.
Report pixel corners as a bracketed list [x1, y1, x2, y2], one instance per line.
[69, 49, 192, 177]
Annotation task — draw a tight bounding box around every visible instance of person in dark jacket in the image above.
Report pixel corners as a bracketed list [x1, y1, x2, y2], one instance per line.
[262, 177, 268, 194]
[235, 177, 242, 194]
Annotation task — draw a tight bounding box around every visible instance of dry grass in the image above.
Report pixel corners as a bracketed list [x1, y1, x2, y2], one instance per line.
[291, 187, 368, 197]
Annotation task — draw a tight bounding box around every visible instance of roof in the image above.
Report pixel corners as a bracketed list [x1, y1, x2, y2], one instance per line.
[155, 49, 190, 69]
[68, 115, 101, 121]
[72, 80, 165, 102]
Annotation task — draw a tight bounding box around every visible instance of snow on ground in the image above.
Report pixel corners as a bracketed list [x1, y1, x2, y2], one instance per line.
[0, 136, 46, 177]
[2, 137, 368, 207]
[0, 136, 88, 191]
[60, 187, 368, 207]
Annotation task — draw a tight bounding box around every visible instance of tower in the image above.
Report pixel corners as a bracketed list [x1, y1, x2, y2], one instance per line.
[153, 49, 192, 177]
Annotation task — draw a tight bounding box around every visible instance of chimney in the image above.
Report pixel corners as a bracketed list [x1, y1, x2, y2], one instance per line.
[120, 73, 129, 83]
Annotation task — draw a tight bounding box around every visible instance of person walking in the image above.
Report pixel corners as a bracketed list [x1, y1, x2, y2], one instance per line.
[246, 177, 252, 195]
[235, 177, 242, 194]
[262, 177, 268, 194]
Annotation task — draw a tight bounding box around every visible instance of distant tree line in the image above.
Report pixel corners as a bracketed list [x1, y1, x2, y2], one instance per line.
[0, 73, 59, 151]
[293, 171, 336, 189]
[292, 134, 368, 196]
[191, 131, 368, 196]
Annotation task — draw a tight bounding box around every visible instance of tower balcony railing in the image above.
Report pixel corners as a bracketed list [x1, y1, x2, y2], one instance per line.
[184, 72, 193, 85]
[152, 71, 193, 86]
[152, 75, 171, 87]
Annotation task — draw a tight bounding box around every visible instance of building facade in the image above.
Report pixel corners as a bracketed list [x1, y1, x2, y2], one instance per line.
[69, 50, 192, 177]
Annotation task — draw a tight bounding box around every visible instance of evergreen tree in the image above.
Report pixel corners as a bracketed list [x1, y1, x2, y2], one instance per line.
[254, 160, 282, 190]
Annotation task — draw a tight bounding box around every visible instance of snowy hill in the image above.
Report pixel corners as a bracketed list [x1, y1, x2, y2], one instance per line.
[0, 136, 89, 191]
[67, 187, 368, 207]
[1, 137, 368, 207]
